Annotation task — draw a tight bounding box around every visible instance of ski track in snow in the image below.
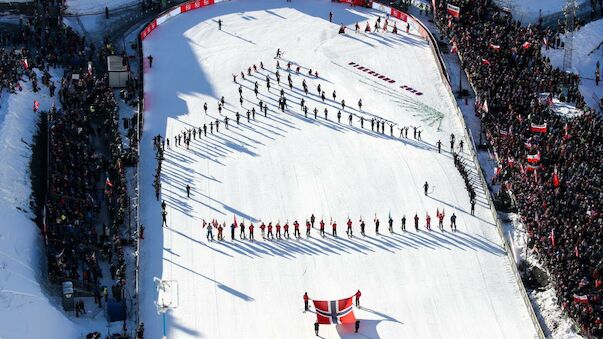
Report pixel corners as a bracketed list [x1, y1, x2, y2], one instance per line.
[139, 1, 538, 338]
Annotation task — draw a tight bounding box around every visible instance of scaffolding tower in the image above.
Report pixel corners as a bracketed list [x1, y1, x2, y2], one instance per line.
[563, 0, 577, 72]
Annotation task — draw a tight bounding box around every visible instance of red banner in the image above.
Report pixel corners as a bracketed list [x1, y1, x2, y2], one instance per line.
[140, 19, 158, 40]
[339, 0, 368, 6]
[390, 8, 408, 22]
[181, 0, 215, 13]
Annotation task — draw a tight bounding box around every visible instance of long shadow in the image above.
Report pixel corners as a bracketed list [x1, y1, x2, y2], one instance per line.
[163, 257, 253, 301]
[166, 225, 232, 257]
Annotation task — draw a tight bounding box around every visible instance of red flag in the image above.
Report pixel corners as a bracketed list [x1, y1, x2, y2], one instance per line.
[105, 177, 113, 187]
[450, 43, 458, 54]
[482, 58, 491, 65]
[234, 215, 238, 228]
[573, 294, 588, 304]
[23, 58, 29, 70]
[530, 123, 547, 133]
[447, 4, 460, 18]
[33, 100, 40, 112]
[521, 41, 532, 49]
[574, 245, 579, 258]
[549, 229, 555, 247]
[553, 167, 560, 188]
[313, 297, 356, 324]
[488, 43, 501, 51]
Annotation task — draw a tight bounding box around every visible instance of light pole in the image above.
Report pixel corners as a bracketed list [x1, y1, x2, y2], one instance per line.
[154, 278, 179, 339]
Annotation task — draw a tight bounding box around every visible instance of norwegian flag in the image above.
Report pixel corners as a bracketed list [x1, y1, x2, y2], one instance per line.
[447, 4, 460, 18]
[482, 58, 491, 65]
[530, 123, 547, 133]
[521, 41, 532, 49]
[22, 58, 29, 70]
[573, 294, 588, 304]
[313, 297, 356, 324]
[527, 152, 540, 163]
[33, 100, 40, 112]
[488, 43, 501, 51]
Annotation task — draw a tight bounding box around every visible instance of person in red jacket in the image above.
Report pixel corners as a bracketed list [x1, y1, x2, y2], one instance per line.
[346, 218, 353, 238]
[331, 221, 337, 237]
[283, 222, 290, 238]
[303, 292, 309, 312]
[276, 222, 281, 239]
[319, 219, 325, 237]
[260, 222, 266, 238]
[306, 220, 311, 237]
[355, 290, 361, 307]
[267, 222, 273, 239]
[437, 210, 445, 231]
[293, 220, 300, 238]
[425, 213, 431, 230]
[249, 223, 255, 241]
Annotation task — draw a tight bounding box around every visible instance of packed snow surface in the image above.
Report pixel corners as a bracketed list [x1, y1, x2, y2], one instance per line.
[140, 1, 539, 338]
[0, 69, 81, 339]
[64, 0, 138, 14]
[543, 19, 603, 112]
[494, 0, 589, 24]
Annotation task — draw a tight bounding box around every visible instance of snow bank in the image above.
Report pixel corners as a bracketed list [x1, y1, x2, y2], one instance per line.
[0, 69, 79, 339]
[64, 0, 138, 15]
[494, 0, 589, 24]
[543, 19, 603, 111]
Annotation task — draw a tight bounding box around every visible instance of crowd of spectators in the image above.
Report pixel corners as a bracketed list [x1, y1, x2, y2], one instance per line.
[435, 0, 602, 335]
[0, 1, 139, 337]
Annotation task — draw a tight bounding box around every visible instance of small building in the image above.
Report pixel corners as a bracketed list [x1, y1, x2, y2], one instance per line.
[107, 55, 129, 88]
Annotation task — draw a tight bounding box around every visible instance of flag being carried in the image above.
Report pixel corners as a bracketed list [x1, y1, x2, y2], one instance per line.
[313, 296, 356, 325]
[447, 4, 460, 18]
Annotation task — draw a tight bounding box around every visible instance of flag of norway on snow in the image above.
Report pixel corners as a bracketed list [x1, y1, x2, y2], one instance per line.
[313, 297, 356, 324]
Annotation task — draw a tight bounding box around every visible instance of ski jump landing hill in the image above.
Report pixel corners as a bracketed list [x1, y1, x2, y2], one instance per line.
[138, 0, 542, 338]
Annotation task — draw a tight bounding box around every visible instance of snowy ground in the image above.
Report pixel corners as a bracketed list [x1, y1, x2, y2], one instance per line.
[64, 0, 138, 15]
[493, 0, 590, 24]
[0, 68, 80, 339]
[543, 18, 603, 112]
[139, 1, 539, 338]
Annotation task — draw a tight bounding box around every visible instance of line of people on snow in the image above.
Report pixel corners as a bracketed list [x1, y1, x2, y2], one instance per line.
[198, 211, 459, 242]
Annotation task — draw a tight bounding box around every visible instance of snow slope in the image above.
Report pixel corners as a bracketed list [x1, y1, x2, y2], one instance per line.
[140, 1, 538, 338]
[543, 19, 603, 111]
[0, 69, 81, 339]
